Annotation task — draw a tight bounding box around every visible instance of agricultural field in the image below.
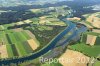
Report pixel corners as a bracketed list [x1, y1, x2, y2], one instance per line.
[23, 24, 66, 52]
[0, 25, 5, 31]
[59, 49, 90, 66]
[68, 43, 100, 57]
[94, 61, 100, 66]
[0, 9, 67, 59]
[0, 27, 40, 58]
[83, 12, 100, 28]
[82, 32, 100, 45]
[0, 6, 68, 66]
[0, 24, 66, 59]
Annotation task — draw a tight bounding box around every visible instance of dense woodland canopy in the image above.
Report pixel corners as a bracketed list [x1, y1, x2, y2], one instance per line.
[0, 0, 100, 24]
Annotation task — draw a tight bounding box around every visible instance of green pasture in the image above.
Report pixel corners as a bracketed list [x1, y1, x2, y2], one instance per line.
[0, 27, 37, 58]
[7, 31, 33, 56]
[69, 43, 100, 57]
[94, 61, 100, 66]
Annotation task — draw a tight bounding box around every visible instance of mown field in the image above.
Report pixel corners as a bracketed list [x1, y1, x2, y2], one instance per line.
[0, 13, 67, 59]
[68, 43, 100, 57]
[82, 33, 100, 45]
[24, 25, 66, 52]
[0, 23, 66, 59]
[0, 29, 37, 58]
[94, 61, 100, 66]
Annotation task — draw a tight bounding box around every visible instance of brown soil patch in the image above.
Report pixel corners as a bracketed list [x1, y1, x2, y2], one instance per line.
[27, 39, 39, 50]
[86, 14, 100, 28]
[0, 45, 8, 58]
[86, 35, 97, 46]
[59, 49, 90, 66]
[92, 22, 100, 28]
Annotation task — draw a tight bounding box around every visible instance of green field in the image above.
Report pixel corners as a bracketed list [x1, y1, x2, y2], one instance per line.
[0, 22, 65, 59]
[0, 25, 5, 30]
[6, 31, 34, 56]
[82, 33, 100, 45]
[69, 43, 100, 57]
[94, 61, 100, 66]
[24, 25, 66, 52]
[0, 29, 36, 58]
[0, 5, 70, 66]
[0, 15, 66, 59]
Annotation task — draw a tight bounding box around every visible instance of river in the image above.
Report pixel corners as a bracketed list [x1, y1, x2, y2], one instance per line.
[0, 14, 87, 65]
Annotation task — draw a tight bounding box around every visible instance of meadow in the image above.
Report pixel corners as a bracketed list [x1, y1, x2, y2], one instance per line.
[0, 28, 38, 58]
[69, 43, 100, 57]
